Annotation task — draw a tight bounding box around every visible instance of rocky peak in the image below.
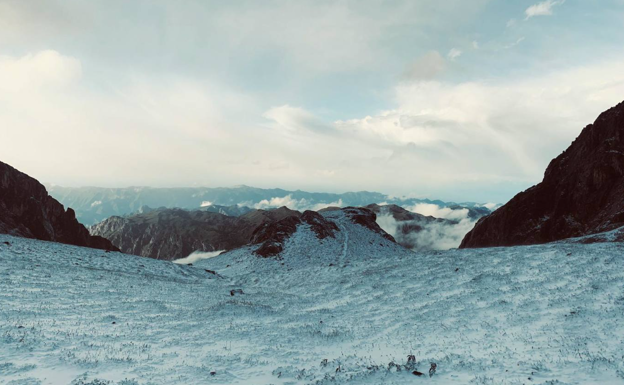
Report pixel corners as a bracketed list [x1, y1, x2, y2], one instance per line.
[341, 207, 396, 242]
[0, 161, 118, 251]
[251, 210, 340, 258]
[461, 101, 624, 248]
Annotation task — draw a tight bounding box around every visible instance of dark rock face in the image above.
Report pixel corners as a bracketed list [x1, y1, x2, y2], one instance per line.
[341, 207, 396, 242]
[461, 101, 624, 248]
[0, 161, 118, 251]
[251, 210, 339, 258]
[90, 206, 301, 260]
[251, 216, 302, 258]
[301, 211, 339, 239]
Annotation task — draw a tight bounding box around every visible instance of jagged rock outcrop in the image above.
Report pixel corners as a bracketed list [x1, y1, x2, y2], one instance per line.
[461, 101, 624, 248]
[0, 161, 118, 251]
[90, 206, 301, 260]
[251, 210, 339, 257]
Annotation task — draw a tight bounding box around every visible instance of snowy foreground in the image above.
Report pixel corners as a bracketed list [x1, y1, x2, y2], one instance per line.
[2, 223, 624, 384]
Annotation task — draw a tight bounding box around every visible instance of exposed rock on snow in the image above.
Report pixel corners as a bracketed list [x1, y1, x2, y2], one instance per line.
[0, 160, 118, 251]
[341, 207, 396, 242]
[251, 210, 340, 258]
[462, 100, 624, 248]
[250, 207, 396, 258]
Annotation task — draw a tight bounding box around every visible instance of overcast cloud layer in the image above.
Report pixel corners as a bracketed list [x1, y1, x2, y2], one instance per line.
[2, 0, 624, 203]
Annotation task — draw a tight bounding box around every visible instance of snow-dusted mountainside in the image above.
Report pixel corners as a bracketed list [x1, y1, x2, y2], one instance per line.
[3, 223, 624, 384]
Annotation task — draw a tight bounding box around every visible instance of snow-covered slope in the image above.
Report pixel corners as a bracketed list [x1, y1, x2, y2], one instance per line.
[2, 229, 624, 384]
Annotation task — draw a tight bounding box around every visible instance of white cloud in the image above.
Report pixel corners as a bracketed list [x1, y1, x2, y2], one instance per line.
[407, 203, 469, 221]
[525, 0, 565, 20]
[263, 105, 330, 134]
[200, 201, 213, 207]
[376, 213, 476, 250]
[480, 202, 500, 210]
[0, 50, 81, 92]
[447, 48, 462, 61]
[3, 48, 624, 203]
[472, 41, 479, 49]
[505, 37, 526, 49]
[334, 58, 624, 189]
[506, 19, 517, 28]
[252, 195, 343, 211]
[173, 250, 224, 264]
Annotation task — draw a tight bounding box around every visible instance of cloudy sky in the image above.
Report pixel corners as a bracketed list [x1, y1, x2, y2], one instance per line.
[2, 0, 624, 203]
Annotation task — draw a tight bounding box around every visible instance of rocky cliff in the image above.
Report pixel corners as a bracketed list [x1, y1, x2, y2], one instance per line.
[0, 161, 118, 251]
[461, 101, 624, 248]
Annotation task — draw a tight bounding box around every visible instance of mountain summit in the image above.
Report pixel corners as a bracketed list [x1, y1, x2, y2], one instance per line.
[461, 101, 624, 248]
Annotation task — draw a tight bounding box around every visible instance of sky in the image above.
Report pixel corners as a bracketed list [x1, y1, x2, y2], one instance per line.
[1, 0, 624, 203]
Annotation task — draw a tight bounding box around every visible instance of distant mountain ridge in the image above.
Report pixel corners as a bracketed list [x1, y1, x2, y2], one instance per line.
[92, 201, 491, 260]
[0, 161, 118, 251]
[47, 184, 490, 225]
[461, 100, 624, 248]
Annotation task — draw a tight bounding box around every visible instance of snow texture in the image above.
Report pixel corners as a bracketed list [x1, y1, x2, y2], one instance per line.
[2, 217, 624, 384]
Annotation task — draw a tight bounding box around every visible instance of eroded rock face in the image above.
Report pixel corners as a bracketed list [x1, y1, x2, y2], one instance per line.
[301, 211, 339, 240]
[461, 101, 624, 248]
[91, 206, 301, 260]
[0, 161, 118, 251]
[251, 216, 302, 258]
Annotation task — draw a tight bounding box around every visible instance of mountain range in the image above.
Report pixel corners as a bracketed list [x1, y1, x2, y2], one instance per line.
[46, 184, 491, 226]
